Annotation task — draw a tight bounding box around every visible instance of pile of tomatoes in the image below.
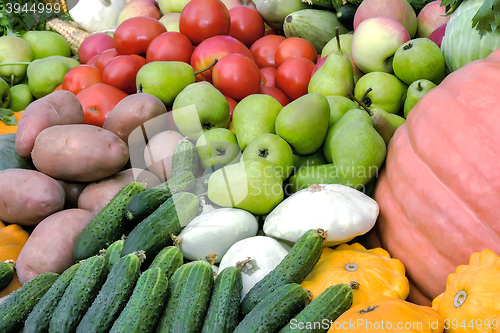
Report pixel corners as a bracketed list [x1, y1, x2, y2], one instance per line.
[58, 0, 320, 127]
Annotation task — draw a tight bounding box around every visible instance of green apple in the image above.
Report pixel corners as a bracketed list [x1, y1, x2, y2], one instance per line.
[321, 33, 353, 57]
[292, 150, 327, 174]
[196, 128, 241, 169]
[392, 38, 446, 85]
[0, 78, 11, 108]
[326, 95, 358, 128]
[9, 84, 33, 111]
[158, 0, 191, 13]
[242, 133, 294, 180]
[404, 78, 437, 118]
[354, 72, 408, 114]
[0, 36, 33, 85]
[22, 31, 71, 59]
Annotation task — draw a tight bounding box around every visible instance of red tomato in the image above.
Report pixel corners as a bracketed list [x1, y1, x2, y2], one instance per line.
[77, 83, 128, 127]
[258, 86, 289, 106]
[274, 37, 317, 68]
[62, 65, 102, 95]
[275, 57, 315, 101]
[114, 16, 167, 55]
[78, 33, 114, 64]
[213, 54, 261, 101]
[228, 6, 265, 48]
[130, 54, 147, 65]
[95, 49, 118, 71]
[249, 35, 286, 68]
[179, 0, 230, 45]
[146, 32, 193, 63]
[86, 54, 100, 67]
[264, 29, 278, 36]
[225, 95, 238, 120]
[191, 36, 254, 82]
[102, 55, 143, 94]
[260, 67, 276, 87]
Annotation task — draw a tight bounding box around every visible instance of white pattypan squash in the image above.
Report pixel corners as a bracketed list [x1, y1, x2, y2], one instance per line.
[263, 184, 379, 246]
[69, 0, 127, 33]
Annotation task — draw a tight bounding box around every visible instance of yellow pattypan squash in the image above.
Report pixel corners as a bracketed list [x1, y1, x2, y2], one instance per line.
[301, 243, 409, 307]
[432, 249, 500, 333]
[329, 297, 445, 333]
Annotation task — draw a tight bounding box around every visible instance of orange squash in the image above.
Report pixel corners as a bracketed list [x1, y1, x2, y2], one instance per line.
[432, 249, 500, 332]
[301, 243, 409, 308]
[0, 221, 29, 297]
[0, 110, 23, 135]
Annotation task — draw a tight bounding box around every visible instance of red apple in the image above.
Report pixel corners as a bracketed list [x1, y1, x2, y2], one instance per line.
[428, 23, 446, 48]
[416, 1, 449, 38]
[221, 0, 256, 10]
[78, 33, 114, 64]
[117, 0, 162, 26]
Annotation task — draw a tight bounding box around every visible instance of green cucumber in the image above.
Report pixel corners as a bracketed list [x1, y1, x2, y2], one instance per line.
[156, 256, 215, 333]
[121, 192, 200, 260]
[170, 138, 199, 179]
[278, 284, 353, 333]
[0, 272, 59, 333]
[76, 252, 143, 333]
[149, 246, 184, 280]
[241, 229, 325, 316]
[109, 267, 169, 332]
[24, 263, 81, 333]
[201, 266, 243, 333]
[234, 283, 310, 333]
[73, 182, 147, 261]
[0, 260, 15, 290]
[49, 255, 108, 333]
[103, 239, 125, 272]
[126, 170, 196, 222]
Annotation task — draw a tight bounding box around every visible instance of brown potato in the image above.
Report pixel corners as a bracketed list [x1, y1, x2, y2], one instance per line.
[143, 130, 185, 182]
[0, 169, 65, 226]
[31, 124, 130, 183]
[57, 180, 88, 209]
[15, 209, 95, 285]
[78, 168, 161, 216]
[15, 90, 84, 158]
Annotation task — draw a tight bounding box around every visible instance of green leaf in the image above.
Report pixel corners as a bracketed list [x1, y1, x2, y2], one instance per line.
[0, 108, 17, 126]
[471, 0, 500, 37]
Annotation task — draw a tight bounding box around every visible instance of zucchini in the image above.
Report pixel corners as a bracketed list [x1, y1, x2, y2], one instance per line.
[149, 246, 184, 280]
[76, 252, 143, 333]
[24, 263, 81, 333]
[49, 255, 108, 333]
[126, 170, 196, 222]
[0, 272, 59, 333]
[73, 182, 147, 261]
[0, 260, 15, 290]
[109, 267, 169, 332]
[241, 229, 325, 316]
[234, 283, 310, 333]
[121, 192, 200, 260]
[156, 256, 215, 333]
[336, 3, 357, 31]
[103, 239, 125, 272]
[201, 266, 243, 333]
[0, 133, 36, 171]
[170, 138, 199, 179]
[278, 284, 353, 333]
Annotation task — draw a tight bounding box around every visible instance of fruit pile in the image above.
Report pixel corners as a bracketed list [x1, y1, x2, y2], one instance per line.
[1, 0, 500, 329]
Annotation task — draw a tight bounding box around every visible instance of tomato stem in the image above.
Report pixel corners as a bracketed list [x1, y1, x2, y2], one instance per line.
[193, 58, 218, 76]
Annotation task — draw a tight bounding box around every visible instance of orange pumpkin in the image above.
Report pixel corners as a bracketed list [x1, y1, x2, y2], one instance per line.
[0, 110, 23, 135]
[0, 221, 29, 297]
[368, 47, 500, 305]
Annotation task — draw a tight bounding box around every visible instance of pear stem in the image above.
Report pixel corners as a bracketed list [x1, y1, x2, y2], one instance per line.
[347, 90, 373, 116]
[193, 58, 218, 76]
[335, 27, 342, 56]
[0, 62, 31, 66]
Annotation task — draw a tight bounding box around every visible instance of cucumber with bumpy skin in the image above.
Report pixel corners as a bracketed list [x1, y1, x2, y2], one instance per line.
[103, 239, 125, 272]
[149, 246, 183, 280]
[0, 260, 15, 290]
[24, 263, 81, 333]
[0, 272, 59, 333]
[73, 182, 147, 261]
[170, 138, 199, 179]
[241, 229, 325, 317]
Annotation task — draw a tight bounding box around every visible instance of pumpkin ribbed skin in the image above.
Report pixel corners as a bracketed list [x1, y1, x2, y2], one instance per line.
[368, 48, 500, 305]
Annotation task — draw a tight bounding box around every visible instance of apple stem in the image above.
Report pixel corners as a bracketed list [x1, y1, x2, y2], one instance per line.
[0, 62, 31, 66]
[335, 27, 342, 56]
[417, 81, 423, 91]
[348, 90, 373, 116]
[194, 58, 218, 76]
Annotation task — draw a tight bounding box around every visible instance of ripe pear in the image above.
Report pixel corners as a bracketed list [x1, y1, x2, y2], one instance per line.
[22, 31, 71, 59]
[329, 121, 386, 189]
[404, 79, 436, 118]
[321, 33, 353, 57]
[0, 36, 33, 85]
[275, 93, 330, 155]
[326, 95, 358, 128]
[366, 107, 405, 146]
[172, 81, 230, 141]
[27, 57, 72, 99]
[207, 158, 284, 215]
[232, 94, 283, 151]
[9, 84, 33, 111]
[308, 28, 354, 98]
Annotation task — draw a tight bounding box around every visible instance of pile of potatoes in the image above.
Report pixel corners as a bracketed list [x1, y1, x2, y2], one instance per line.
[0, 90, 187, 285]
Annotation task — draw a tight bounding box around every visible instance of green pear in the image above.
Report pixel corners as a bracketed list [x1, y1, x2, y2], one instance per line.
[48, 55, 80, 69]
[158, 0, 191, 13]
[308, 30, 354, 98]
[232, 94, 283, 151]
[321, 33, 353, 57]
[242, 133, 294, 180]
[207, 158, 284, 215]
[0, 36, 33, 85]
[404, 79, 437, 118]
[27, 57, 71, 99]
[323, 108, 372, 162]
[22, 31, 71, 59]
[367, 107, 406, 146]
[172, 82, 230, 141]
[196, 128, 241, 169]
[354, 72, 408, 114]
[292, 150, 327, 174]
[326, 95, 358, 128]
[275, 93, 330, 155]
[9, 84, 33, 111]
[329, 121, 386, 189]
[0, 78, 11, 108]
